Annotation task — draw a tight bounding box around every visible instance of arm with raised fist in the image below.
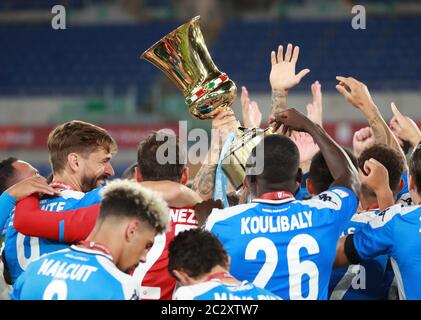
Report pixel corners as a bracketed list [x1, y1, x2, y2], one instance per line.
[275, 108, 360, 195]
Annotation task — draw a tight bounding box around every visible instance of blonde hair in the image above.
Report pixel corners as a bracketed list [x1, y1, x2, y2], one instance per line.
[100, 179, 169, 233]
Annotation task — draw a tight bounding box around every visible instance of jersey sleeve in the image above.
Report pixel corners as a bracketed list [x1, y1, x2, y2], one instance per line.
[351, 204, 399, 261]
[9, 271, 24, 300]
[305, 186, 358, 229]
[76, 187, 103, 207]
[0, 191, 16, 233]
[14, 195, 99, 243]
[172, 286, 195, 300]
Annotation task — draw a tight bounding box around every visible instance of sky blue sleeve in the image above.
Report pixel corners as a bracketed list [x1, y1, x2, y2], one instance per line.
[309, 186, 359, 229]
[352, 206, 398, 260]
[77, 187, 103, 207]
[0, 191, 16, 232]
[9, 271, 24, 300]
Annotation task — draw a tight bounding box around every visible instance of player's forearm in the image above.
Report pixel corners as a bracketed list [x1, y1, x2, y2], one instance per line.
[191, 142, 221, 200]
[364, 105, 407, 168]
[270, 90, 288, 116]
[14, 196, 98, 243]
[191, 164, 217, 200]
[333, 237, 352, 268]
[307, 124, 360, 194]
[374, 187, 395, 211]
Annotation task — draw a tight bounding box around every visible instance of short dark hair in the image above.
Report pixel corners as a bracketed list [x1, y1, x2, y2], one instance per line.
[48, 120, 117, 174]
[0, 157, 18, 194]
[246, 134, 300, 184]
[409, 143, 421, 194]
[121, 162, 137, 180]
[358, 144, 405, 194]
[309, 149, 357, 195]
[168, 229, 229, 279]
[137, 131, 186, 182]
[99, 179, 169, 234]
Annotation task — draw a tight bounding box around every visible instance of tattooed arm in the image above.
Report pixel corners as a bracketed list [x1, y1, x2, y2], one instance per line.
[269, 43, 310, 117]
[191, 110, 238, 200]
[336, 76, 406, 169]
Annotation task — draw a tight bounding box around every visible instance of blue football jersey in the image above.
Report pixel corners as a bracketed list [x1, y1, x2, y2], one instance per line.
[3, 187, 102, 283]
[173, 280, 281, 300]
[397, 172, 414, 207]
[11, 245, 139, 300]
[205, 186, 358, 300]
[352, 204, 421, 300]
[329, 210, 394, 300]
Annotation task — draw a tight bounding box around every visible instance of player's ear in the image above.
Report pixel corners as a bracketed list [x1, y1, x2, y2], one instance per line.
[135, 166, 143, 182]
[180, 167, 189, 185]
[67, 153, 80, 173]
[172, 270, 190, 285]
[408, 173, 416, 192]
[398, 178, 405, 193]
[126, 220, 140, 243]
[306, 178, 315, 195]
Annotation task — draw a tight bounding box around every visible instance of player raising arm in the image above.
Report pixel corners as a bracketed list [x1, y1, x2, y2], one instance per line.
[204, 108, 360, 299]
[334, 143, 421, 300]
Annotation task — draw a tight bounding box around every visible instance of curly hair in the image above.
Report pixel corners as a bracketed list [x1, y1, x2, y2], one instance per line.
[168, 229, 229, 279]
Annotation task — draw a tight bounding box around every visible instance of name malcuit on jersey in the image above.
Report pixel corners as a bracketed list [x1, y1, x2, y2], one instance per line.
[241, 211, 313, 235]
[37, 258, 98, 282]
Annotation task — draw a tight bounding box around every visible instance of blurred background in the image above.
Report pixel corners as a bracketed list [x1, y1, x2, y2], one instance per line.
[0, 0, 420, 177]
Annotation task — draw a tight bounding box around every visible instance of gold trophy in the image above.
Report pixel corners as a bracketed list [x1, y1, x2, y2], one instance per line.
[141, 16, 273, 189]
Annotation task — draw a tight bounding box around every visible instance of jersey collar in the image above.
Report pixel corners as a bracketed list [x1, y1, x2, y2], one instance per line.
[70, 244, 114, 261]
[252, 191, 295, 205]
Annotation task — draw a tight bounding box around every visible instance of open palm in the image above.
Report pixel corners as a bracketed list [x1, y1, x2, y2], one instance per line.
[270, 43, 310, 93]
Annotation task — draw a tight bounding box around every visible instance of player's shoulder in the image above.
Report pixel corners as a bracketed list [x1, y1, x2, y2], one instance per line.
[350, 210, 378, 224]
[94, 255, 140, 300]
[250, 284, 282, 300]
[173, 281, 222, 300]
[205, 202, 259, 231]
[368, 204, 421, 229]
[299, 186, 357, 211]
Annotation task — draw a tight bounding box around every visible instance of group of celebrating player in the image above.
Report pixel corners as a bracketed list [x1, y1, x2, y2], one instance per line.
[0, 43, 420, 300]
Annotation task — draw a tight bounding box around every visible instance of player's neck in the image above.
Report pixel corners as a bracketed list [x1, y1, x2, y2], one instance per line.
[85, 224, 119, 262]
[203, 266, 241, 285]
[256, 183, 296, 199]
[52, 171, 82, 192]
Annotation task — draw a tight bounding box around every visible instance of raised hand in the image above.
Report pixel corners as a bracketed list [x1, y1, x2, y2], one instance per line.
[352, 126, 376, 157]
[241, 86, 262, 128]
[306, 81, 323, 127]
[336, 76, 376, 111]
[390, 102, 421, 148]
[270, 43, 310, 94]
[6, 175, 58, 202]
[290, 131, 320, 172]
